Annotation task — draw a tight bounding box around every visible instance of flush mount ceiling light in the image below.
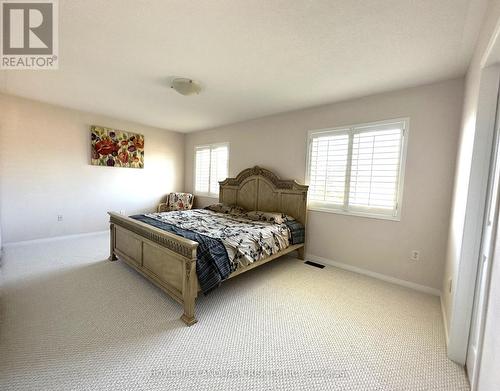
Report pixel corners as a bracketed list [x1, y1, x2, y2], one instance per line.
[170, 78, 202, 96]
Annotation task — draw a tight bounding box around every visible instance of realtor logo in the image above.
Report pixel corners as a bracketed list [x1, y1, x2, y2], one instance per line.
[1, 0, 58, 69]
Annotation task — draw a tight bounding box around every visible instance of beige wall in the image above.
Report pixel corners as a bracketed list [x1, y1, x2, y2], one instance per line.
[185, 79, 464, 290]
[0, 94, 184, 243]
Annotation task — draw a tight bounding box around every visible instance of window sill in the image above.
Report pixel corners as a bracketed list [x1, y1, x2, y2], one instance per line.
[194, 193, 219, 199]
[307, 205, 401, 222]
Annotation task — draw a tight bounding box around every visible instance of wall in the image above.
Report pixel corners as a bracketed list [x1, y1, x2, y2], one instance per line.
[185, 79, 464, 291]
[0, 94, 184, 243]
[442, 0, 500, 364]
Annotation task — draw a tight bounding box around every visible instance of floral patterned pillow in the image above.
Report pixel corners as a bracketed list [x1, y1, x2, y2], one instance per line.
[168, 193, 194, 210]
[205, 203, 247, 216]
[243, 211, 295, 224]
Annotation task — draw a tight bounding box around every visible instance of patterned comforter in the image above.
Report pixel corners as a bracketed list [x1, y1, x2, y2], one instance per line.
[131, 209, 303, 294]
[145, 209, 291, 270]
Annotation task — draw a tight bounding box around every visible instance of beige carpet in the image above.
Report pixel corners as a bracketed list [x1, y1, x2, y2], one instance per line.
[0, 233, 468, 390]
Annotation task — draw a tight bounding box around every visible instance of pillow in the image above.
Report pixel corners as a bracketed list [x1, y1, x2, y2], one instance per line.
[205, 203, 247, 216]
[243, 211, 295, 224]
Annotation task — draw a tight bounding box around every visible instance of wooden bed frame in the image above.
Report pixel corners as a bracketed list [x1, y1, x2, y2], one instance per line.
[108, 166, 308, 325]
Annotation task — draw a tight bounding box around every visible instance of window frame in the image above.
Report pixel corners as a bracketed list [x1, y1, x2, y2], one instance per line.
[305, 118, 409, 221]
[193, 142, 230, 198]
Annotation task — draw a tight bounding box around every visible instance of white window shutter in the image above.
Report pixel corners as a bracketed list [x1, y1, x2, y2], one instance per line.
[306, 119, 407, 219]
[195, 143, 229, 196]
[195, 147, 210, 194]
[210, 145, 229, 195]
[308, 132, 349, 206]
[349, 124, 404, 215]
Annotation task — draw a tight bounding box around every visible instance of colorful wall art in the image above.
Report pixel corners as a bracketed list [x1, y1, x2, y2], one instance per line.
[91, 125, 144, 168]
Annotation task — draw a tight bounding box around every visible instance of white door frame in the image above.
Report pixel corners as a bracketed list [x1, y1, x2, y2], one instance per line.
[447, 64, 500, 364]
[466, 82, 500, 388]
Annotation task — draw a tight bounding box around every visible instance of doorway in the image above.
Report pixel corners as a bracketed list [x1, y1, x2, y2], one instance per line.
[466, 80, 500, 388]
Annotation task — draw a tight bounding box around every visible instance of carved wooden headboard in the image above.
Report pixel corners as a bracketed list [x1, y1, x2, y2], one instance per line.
[219, 166, 309, 226]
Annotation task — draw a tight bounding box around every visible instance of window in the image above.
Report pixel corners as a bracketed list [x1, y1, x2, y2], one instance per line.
[194, 143, 229, 196]
[306, 119, 408, 220]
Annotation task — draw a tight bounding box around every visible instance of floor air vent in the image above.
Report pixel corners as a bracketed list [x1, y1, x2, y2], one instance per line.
[304, 261, 325, 269]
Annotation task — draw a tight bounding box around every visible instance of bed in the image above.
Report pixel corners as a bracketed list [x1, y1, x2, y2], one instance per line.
[108, 166, 308, 325]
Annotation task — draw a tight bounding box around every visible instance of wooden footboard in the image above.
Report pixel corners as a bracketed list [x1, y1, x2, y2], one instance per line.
[108, 212, 199, 326]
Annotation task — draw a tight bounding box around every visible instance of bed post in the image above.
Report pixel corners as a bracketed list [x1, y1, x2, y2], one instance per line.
[297, 246, 305, 260]
[109, 223, 117, 261]
[181, 257, 198, 326]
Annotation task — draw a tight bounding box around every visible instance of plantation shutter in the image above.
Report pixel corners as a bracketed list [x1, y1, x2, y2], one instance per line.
[209, 145, 229, 195]
[308, 131, 349, 206]
[349, 122, 405, 216]
[195, 146, 211, 194]
[307, 119, 407, 219]
[195, 144, 229, 196]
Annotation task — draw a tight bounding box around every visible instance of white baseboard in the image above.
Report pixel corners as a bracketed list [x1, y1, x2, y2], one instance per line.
[440, 295, 449, 345]
[4, 230, 109, 248]
[305, 253, 441, 296]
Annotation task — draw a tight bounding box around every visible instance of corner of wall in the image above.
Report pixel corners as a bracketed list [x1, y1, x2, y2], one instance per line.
[440, 293, 450, 345]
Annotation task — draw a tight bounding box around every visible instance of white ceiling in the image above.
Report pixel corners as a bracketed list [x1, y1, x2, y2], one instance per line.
[0, 0, 488, 132]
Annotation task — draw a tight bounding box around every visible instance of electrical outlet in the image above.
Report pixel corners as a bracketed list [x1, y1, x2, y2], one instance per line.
[410, 250, 420, 261]
[57, 215, 63, 222]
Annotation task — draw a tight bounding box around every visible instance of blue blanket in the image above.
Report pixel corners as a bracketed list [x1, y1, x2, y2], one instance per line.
[285, 220, 305, 245]
[130, 215, 231, 294]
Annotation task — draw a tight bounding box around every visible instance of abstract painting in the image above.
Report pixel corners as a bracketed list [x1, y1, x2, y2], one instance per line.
[90, 126, 144, 168]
